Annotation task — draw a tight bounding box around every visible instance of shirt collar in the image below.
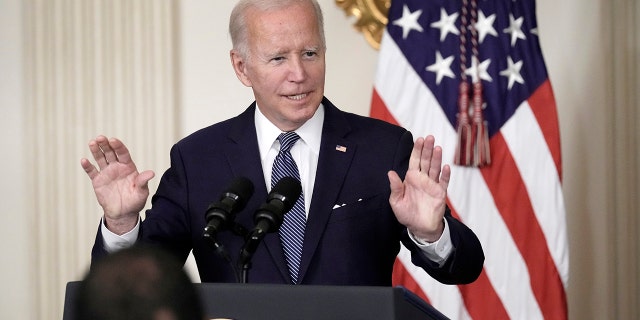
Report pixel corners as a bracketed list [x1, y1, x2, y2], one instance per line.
[254, 103, 324, 160]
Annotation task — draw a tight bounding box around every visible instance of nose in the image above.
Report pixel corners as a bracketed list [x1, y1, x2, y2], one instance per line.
[287, 57, 307, 83]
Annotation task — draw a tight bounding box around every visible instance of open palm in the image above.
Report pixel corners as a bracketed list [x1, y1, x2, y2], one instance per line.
[388, 135, 450, 242]
[81, 136, 155, 232]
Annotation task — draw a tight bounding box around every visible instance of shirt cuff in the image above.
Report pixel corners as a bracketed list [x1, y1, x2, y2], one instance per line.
[408, 218, 453, 267]
[101, 217, 140, 253]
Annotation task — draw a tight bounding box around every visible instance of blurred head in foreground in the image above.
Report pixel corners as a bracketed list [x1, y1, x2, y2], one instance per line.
[75, 244, 204, 320]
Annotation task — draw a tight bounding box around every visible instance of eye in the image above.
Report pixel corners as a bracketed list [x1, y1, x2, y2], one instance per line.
[271, 56, 285, 62]
[303, 51, 317, 58]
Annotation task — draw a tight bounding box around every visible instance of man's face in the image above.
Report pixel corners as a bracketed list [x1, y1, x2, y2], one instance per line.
[231, 2, 326, 132]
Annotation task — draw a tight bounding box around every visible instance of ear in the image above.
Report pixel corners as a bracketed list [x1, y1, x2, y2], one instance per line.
[230, 50, 252, 87]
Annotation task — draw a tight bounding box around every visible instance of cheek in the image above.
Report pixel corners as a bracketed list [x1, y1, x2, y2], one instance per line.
[245, 64, 274, 84]
[309, 66, 326, 86]
[255, 72, 285, 92]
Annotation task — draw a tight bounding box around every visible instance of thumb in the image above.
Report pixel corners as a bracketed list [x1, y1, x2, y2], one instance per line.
[135, 170, 155, 190]
[387, 170, 404, 203]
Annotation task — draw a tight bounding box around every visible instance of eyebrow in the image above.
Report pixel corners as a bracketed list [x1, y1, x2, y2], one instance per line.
[262, 46, 321, 59]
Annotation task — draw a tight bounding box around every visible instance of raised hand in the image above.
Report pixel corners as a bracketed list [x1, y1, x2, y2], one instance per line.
[388, 135, 451, 242]
[80, 135, 155, 234]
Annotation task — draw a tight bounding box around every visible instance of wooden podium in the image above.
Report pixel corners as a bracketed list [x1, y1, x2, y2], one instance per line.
[63, 281, 449, 320]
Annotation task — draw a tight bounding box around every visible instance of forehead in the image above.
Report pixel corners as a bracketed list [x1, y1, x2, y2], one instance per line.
[245, 3, 322, 51]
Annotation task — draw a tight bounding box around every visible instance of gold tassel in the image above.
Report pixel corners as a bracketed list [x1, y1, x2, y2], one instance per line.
[472, 81, 491, 167]
[455, 82, 473, 166]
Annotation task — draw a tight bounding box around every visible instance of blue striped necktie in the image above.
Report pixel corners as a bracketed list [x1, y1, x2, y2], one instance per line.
[272, 132, 306, 284]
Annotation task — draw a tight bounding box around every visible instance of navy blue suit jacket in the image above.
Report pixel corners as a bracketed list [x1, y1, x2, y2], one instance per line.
[92, 98, 484, 286]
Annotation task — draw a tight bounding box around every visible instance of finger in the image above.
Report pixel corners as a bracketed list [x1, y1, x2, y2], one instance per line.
[97, 136, 119, 165]
[428, 146, 443, 182]
[420, 135, 435, 173]
[80, 158, 100, 180]
[440, 164, 451, 190]
[108, 137, 133, 165]
[88, 138, 108, 169]
[408, 137, 424, 172]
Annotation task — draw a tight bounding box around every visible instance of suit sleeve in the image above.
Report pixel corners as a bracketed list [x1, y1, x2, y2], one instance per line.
[401, 212, 485, 284]
[139, 144, 194, 263]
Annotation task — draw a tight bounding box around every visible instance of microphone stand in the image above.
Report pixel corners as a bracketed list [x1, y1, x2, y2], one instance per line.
[238, 228, 267, 283]
[204, 222, 249, 283]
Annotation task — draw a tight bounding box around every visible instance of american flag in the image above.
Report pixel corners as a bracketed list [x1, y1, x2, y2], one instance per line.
[370, 0, 568, 319]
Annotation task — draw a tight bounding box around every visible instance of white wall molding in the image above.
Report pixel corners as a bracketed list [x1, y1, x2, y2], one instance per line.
[22, 0, 179, 317]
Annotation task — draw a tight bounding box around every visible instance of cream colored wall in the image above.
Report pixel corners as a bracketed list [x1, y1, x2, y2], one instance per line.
[1, 0, 637, 319]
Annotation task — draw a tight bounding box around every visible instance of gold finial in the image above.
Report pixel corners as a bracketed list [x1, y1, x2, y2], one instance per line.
[335, 0, 391, 50]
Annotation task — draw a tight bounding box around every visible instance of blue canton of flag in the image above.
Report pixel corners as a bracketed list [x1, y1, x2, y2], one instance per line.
[388, 0, 548, 138]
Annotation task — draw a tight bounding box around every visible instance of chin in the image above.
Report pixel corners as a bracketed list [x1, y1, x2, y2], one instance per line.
[285, 110, 315, 128]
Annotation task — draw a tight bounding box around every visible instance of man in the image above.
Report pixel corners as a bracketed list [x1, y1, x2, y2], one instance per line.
[75, 245, 204, 320]
[81, 0, 484, 285]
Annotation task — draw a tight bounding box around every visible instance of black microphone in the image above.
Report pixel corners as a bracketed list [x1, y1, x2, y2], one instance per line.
[253, 176, 302, 235]
[239, 176, 302, 267]
[202, 176, 254, 243]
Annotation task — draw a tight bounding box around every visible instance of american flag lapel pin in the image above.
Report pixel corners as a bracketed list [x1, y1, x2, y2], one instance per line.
[335, 145, 347, 152]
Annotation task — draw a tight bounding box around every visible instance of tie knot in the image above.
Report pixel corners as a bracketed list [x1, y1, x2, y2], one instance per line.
[277, 132, 300, 153]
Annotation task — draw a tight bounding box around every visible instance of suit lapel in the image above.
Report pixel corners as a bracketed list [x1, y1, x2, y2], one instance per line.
[297, 99, 355, 282]
[226, 103, 266, 195]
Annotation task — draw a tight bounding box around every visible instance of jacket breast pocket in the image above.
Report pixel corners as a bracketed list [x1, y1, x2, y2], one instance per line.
[328, 193, 387, 224]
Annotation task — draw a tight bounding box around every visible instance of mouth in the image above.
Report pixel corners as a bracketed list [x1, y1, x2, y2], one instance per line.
[286, 93, 308, 100]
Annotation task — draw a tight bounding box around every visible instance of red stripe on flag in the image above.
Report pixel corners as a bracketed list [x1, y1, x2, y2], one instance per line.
[528, 80, 563, 180]
[448, 205, 510, 319]
[458, 272, 510, 320]
[480, 133, 568, 319]
[392, 258, 431, 304]
[370, 89, 399, 125]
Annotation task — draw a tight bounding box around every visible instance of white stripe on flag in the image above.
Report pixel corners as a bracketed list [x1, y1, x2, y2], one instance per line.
[449, 168, 544, 320]
[502, 101, 569, 286]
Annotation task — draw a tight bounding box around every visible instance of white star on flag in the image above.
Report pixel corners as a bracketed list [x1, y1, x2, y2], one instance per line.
[466, 57, 493, 84]
[504, 14, 527, 46]
[500, 56, 525, 89]
[392, 5, 423, 39]
[426, 51, 455, 85]
[430, 8, 459, 42]
[475, 11, 498, 43]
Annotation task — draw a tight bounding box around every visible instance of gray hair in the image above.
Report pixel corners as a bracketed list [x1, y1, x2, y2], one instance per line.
[229, 0, 326, 59]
